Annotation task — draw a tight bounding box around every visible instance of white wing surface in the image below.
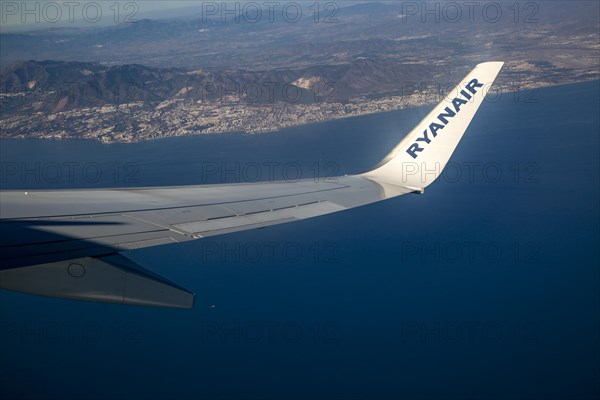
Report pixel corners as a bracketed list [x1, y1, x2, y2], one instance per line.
[0, 62, 504, 307]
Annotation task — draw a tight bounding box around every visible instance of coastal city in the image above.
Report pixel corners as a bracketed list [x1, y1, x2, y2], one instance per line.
[0, 73, 580, 143]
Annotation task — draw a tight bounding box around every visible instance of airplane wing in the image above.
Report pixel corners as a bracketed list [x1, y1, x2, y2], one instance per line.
[0, 62, 504, 308]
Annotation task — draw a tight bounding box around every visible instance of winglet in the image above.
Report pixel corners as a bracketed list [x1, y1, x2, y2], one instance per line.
[361, 62, 504, 189]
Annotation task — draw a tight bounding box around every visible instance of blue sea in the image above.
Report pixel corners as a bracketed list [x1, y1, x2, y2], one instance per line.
[1, 81, 599, 400]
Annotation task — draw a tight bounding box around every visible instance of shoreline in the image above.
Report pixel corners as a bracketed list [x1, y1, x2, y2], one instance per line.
[1, 79, 598, 144]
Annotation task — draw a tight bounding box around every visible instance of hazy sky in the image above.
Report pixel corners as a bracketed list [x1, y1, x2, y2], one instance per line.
[1, 1, 203, 31]
[0, 1, 364, 32]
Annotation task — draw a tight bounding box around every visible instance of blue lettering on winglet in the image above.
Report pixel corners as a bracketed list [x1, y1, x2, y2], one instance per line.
[406, 78, 483, 159]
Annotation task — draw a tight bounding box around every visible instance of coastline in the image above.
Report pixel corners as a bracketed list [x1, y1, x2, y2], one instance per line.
[1, 79, 598, 144]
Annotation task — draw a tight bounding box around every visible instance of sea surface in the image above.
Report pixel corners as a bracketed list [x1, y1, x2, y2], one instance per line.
[1, 81, 599, 400]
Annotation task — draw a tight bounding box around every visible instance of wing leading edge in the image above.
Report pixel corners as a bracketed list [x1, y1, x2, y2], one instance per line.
[0, 62, 504, 307]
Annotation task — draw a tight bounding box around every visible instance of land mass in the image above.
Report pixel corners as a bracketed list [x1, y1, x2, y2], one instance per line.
[1, 2, 598, 142]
